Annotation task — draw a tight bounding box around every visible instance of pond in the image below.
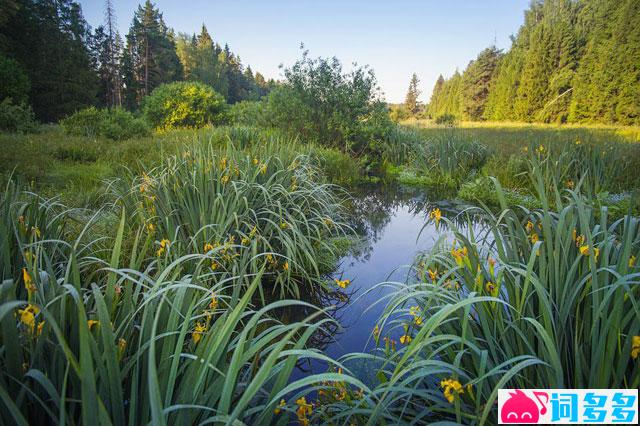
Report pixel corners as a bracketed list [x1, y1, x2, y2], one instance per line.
[291, 183, 481, 384]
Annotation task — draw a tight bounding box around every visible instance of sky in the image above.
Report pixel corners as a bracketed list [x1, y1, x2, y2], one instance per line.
[79, 0, 530, 103]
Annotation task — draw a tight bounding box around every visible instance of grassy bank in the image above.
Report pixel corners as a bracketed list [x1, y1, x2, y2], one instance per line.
[0, 125, 368, 207]
[0, 131, 367, 423]
[381, 122, 640, 215]
[403, 119, 640, 143]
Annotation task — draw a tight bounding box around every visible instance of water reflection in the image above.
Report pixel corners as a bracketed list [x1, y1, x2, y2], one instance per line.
[346, 183, 472, 263]
[289, 183, 482, 382]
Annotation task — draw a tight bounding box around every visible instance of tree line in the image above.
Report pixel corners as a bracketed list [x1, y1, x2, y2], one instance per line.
[427, 0, 640, 125]
[0, 0, 273, 122]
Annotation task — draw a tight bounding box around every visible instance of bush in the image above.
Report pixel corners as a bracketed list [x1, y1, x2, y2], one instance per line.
[263, 49, 394, 156]
[0, 98, 39, 133]
[227, 100, 267, 126]
[99, 108, 150, 140]
[60, 106, 101, 137]
[389, 104, 411, 122]
[434, 113, 458, 126]
[142, 81, 226, 130]
[61, 107, 150, 140]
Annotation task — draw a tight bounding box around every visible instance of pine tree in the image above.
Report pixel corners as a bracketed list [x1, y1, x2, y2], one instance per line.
[103, 0, 122, 107]
[175, 32, 197, 78]
[570, 0, 640, 124]
[427, 75, 445, 118]
[122, 0, 182, 108]
[428, 71, 463, 119]
[483, 35, 524, 121]
[254, 72, 271, 98]
[175, 23, 269, 103]
[612, 0, 640, 124]
[433, 0, 639, 125]
[191, 24, 219, 86]
[460, 46, 501, 120]
[92, 0, 124, 108]
[0, 0, 99, 121]
[404, 73, 421, 115]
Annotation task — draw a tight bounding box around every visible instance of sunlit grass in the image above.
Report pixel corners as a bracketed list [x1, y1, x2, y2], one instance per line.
[402, 118, 640, 143]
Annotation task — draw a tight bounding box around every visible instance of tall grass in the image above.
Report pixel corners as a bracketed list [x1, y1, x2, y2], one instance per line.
[384, 129, 490, 190]
[385, 123, 640, 203]
[0, 178, 364, 424]
[0, 136, 366, 423]
[112, 141, 350, 300]
[524, 140, 640, 198]
[320, 179, 640, 424]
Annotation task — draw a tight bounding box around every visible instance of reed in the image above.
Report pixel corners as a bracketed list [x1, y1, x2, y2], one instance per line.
[320, 179, 640, 424]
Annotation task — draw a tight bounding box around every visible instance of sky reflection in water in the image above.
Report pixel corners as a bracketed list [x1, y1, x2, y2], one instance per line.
[291, 184, 480, 383]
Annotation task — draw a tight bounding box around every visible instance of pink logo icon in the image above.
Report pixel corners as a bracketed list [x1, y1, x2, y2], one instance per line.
[500, 389, 548, 423]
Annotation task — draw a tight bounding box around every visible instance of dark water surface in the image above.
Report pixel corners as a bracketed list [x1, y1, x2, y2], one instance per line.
[291, 184, 477, 383]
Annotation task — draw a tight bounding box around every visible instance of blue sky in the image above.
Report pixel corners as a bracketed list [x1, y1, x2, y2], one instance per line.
[79, 0, 530, 103]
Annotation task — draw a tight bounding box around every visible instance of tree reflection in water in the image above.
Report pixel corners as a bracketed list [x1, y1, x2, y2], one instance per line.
[280, 182, 484, 381]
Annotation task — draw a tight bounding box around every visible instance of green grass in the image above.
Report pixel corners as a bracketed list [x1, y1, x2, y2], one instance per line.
[403, 120, 640, 144]
[381, 122, 640, 214]
[0, 125, 366, 208]
[113, 141, 351, 299]
[0, 143, 364, 423]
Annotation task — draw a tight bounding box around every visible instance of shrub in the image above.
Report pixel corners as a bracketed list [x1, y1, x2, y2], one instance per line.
[99, 108, 150, 140]
[142, 81, 226, 130]
[60, 106, 101, 137]
[0, 98, 39, 133]
[61, 107, 150, 140]
[227, 100, 267, 126]
[389, 104, 411, 122]
[434, 113, 458, 126]
[263, 49, 394, 156]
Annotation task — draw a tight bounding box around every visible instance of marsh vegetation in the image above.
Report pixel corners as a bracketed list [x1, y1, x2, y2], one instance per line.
[1, 0, 639, 424]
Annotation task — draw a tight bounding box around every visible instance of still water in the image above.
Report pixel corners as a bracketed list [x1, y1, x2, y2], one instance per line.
[291, 184, 477, 383]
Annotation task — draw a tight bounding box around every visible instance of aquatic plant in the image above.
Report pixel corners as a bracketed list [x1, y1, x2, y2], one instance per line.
[322, 181, 640, 424]
[114, 142, 351, 300]
[0, 183, 366, 424]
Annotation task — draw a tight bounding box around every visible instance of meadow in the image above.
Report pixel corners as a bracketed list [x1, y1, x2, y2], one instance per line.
[0, 125, 362, 208]
[385, 121, 640, 216]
